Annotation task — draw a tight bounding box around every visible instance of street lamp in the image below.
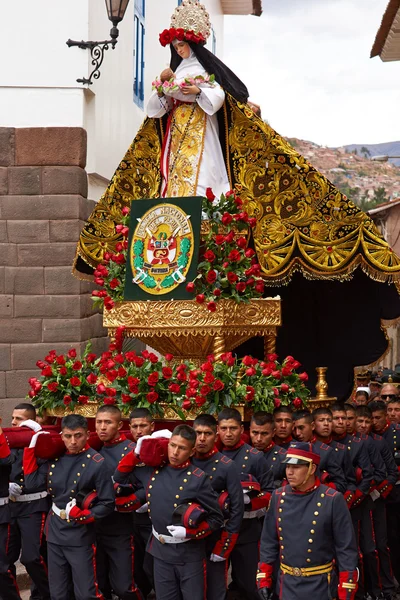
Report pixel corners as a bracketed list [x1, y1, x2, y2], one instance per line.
[371, 155, 400, 162]
[67, 0, 130, 85]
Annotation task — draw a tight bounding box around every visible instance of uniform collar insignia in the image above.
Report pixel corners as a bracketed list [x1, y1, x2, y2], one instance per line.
[223, 439, 245, 451]
[104, 434, 127, 446]
[195, 446, 218, 459]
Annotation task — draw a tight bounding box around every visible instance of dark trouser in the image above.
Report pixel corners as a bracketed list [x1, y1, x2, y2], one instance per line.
[386, 501, 400, 585]
[47, 542, 102, 600]
[372, 498, 395, 594]
[8, 513, 50, 600]
[0, 523, 21, 600]
[352, 500, 380, 599]
[153, 556, 206, 600]
[206, 558, 227, 600]
[230, 540, 260, 600]
[132, 520, 154, 597]
[96, 532, 143, 600]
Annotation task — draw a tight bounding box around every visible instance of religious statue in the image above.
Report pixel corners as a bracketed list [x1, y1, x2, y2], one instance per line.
[73, 0, 400, 401]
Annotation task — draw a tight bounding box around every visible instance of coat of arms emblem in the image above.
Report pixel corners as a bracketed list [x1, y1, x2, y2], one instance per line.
[130, 203, 194, 295]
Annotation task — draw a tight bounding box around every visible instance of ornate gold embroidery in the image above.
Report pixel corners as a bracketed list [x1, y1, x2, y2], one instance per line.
[166, 103, 206, 198]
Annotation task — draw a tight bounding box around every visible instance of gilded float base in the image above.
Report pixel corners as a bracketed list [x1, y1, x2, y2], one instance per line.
[103, 298, 281, 362]
[307, 397, 337, 410]
[47, 401, 100, 419]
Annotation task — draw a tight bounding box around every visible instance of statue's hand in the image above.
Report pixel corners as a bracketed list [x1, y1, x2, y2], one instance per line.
[160, 68, 174, 82]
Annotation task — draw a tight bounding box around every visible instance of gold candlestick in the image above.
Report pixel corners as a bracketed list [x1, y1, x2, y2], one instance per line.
[308, 366, 337, 409]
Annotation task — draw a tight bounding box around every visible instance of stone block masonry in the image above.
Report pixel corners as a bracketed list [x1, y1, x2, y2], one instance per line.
[0, 127, 109, 424]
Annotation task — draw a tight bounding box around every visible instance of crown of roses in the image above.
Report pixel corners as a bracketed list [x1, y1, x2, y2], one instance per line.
[159, 27, 206, 47]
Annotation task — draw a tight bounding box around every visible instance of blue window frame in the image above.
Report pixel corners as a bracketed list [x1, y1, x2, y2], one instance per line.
[133, 0, 145, 108]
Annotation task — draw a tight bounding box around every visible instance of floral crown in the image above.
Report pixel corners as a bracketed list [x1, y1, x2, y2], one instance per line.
[159, 0, 211, 47]
[159, 27, 205, 47]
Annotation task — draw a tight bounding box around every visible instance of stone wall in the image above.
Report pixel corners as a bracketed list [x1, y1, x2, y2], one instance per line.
[0, 127, 109, 424]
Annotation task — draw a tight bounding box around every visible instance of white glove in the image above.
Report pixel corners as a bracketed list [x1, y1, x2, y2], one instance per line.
[9, 483, 22, 497]
[166, 525, 187, 539]
[243, 492, 251, 505]
[136, 503, 148, 514]
[151, 429, 172, 439]
[370, 489, 381, 502]
[29, 430, 50, 448]
[65, 499, 76, 519]
[210, 553, 226, 562]
[19, 419, 42, 433]
[135, 435, 152, 456]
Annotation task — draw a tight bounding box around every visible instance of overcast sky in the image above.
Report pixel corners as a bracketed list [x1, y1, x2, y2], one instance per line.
[223, 0, 400, 147]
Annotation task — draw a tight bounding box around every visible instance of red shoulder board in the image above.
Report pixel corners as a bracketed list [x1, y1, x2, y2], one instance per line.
[278, 448, 287, 456]
[127, 442, 136, 450]
[320, 443, 329, 450]
[352, 437, 362, 444]
[372, 434, 382, 441]
[250, 448, 260, 455]
[336, 442, 345, 450]
[92, 453, 104, 463]
[325, 487, 338, 497]
[192, 467, 204, 478]
[220, 455, 231, 464]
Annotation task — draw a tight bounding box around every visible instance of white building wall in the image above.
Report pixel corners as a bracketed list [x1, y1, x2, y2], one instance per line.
[0, 0, 225, 198]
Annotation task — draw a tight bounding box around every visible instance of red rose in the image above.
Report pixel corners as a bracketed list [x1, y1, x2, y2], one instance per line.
[245, 367, 256, 377]
[299, 372, 308, 382]
[175, 27, 185, 41]
[207, 301, 217, 312]
[236, 282, 246, 293]
[117, 366, 127, 378]
[63, 395, 72, 406]
[204, 250, 216, 263]
[245, 385, 255, 402]
[206, 270, 217, 284]
[68, 349, 77, 359]
[281, 367, 292, 377]
[97, 383, 106, 394]
[195, 396, 206, 407]
[274, 398, 281, 408]
[213, 379, 224, 392]
[169, 383, 181, 394]
[225, 231, 235, 243]
[246, 278, 255, 287]
[221, 212, 233, 225]
[228, 249, 241, 262]
[72, 361, 82, 371]
[104, 297, 115, 310]
[293, 397, 302, 408]
[204, 372, 215, 384]
[106, 370, 118, 383]
[36, 360, 46, 369]
[122, 206, 130, 216]
[87, 373, 98, 384]
[271, 370, 281, 379]
[86, 353, 97, 363]
[41, 365, 53, 377]
[205, 187, 216, 201]
[200, 385, 211, 396]
[121, 394, 132, 404]
[177, 372, 187, 382]
[186, 282, 195, 293]
[221, 352, 235, 367]
[227, 271, 238, 283]
[214, 288, 221, 297]
[165, 353, 174, 361]
[59, 367, 67, 376]
[242, 355, 254, 367]
[159, 29, 171, 46]
[70, 377, 81, 387]
[292, 360, 301, 369]
[147, 372, 159, 387]
[215, 234, 225, 245]
[248, 217, 257, 228]
[201, 361, 213, 372]
[182, 400, 192, 410]
[245, 248, 255, 258]
[267, 353, 278, 362]
[78, 395, 89, 404]
[273, 387, 279, 396]
[47, 382, 58, 392]
[105, 388, 116, 397]
[147, 391, 159, 404]
[255, 281, 265, 294]
[109, 278, 120, 290]
[149, 353, 158, 364]
[104, 397, 116, 405]
[237, 237, 247, 249]
[196, 294, 205, 304]
[162, 367, 173, 379]
[134, 357, 144, 367]
[280, 383, 289, 393]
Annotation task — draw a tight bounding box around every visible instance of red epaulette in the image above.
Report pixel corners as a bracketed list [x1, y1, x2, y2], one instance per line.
[319, 443, 330, 450]
[250, 447, 260, 455]
[277, 448, 287, 456]
[325, 487, 338, 497]
[192, 467, 204, 478]
[220, 455, 231, 464]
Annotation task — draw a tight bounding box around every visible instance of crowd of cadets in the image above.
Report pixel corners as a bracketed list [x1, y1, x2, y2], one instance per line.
[0, 389, 398, 600]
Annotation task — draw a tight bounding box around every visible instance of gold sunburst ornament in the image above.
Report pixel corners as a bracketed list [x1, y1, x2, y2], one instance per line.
[159, 0, 211, 47]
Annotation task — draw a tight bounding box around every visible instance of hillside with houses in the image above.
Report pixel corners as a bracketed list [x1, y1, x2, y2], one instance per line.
[286, 137, 400, 210]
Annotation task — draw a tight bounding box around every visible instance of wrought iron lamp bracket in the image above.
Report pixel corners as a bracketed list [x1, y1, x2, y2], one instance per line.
[66, 38, 117, 85]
